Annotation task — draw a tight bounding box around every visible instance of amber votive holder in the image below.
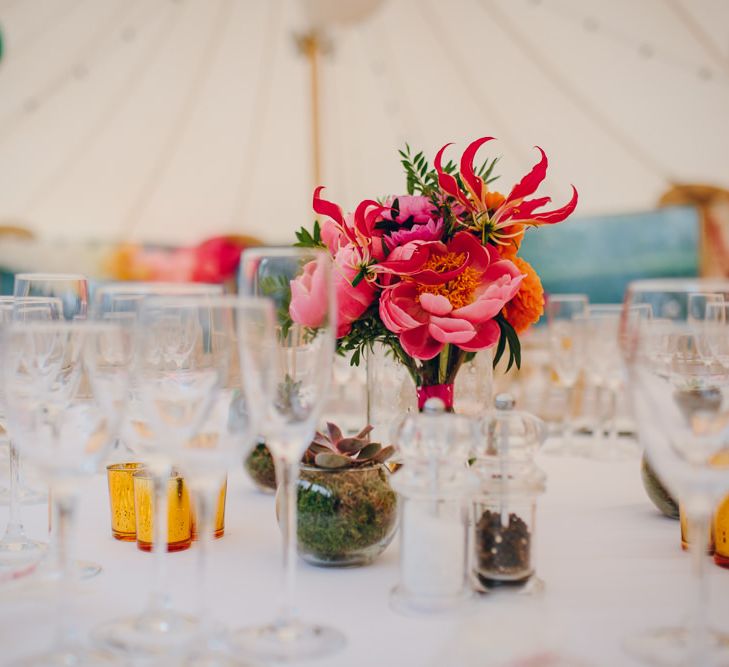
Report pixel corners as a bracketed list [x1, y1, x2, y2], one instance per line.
[191, 478, 227, 541]
[133, 470, 192, 553]
[107, 462, 145, 541]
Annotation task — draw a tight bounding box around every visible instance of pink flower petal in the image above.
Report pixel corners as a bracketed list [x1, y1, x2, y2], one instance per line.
[428, 316, 476, 344]
[459, 319, 501, 352]
[419, 293, 453, 316]
[400, 326, 443, 360]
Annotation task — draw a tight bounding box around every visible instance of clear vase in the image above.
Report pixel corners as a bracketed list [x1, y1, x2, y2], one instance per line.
[366, 343, 493, 443]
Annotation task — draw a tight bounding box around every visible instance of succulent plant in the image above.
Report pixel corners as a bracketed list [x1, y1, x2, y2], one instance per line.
[303, 423, 394, 469]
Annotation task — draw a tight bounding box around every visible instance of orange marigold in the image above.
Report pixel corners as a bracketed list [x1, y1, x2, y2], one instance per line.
[503, 256, 544, 334]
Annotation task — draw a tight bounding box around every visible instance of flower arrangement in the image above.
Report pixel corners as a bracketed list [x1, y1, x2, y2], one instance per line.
[290, 136, 577, 409]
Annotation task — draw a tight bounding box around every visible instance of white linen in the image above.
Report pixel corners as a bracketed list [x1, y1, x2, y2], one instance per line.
[1, 454, 726, 666]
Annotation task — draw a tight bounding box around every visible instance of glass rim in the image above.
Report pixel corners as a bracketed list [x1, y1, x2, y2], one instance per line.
[14, 272, 87, 281]
[3, 320, 126, 334]
[106, 462, 145, 472]
[93, 281, 223, 296]
[138, 294, 275, 311]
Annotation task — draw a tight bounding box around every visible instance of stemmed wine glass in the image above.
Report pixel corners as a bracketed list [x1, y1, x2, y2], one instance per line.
[0, 296, 62, 578]
[544, 294, 588, 456]
[623, 279, 729, 666]
[164, 295, 274, 666]
[2, 320, 131, 666]
[578, 304, 643, 461]
[233, 247, 346, 661]
[92, 282, 225, 659]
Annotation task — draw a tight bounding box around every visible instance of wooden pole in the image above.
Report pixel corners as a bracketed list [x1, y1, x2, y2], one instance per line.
[298, 31, 323, 187]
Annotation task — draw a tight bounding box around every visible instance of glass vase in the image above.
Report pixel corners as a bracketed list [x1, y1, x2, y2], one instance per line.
[366, 343, 493, 442]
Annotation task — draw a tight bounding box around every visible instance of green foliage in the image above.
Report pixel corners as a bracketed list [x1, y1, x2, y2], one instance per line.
[258, 274, 293, 338]
[294, 220, 324, 248]
[296, 466, 398, 561]
[492, 313, 522, 372]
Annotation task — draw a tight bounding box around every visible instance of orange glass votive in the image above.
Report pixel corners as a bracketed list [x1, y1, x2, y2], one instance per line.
[191, 478, 227, 540]
[133, 470, 192, 552]
[107, 463, 145, 541]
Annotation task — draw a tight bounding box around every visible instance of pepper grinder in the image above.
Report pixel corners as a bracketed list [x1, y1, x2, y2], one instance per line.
[472, 393, 546, 593]
[390, 398, 477, 614]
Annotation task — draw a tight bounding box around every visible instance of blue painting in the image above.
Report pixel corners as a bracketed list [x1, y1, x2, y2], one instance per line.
[519, 205, 699, 304]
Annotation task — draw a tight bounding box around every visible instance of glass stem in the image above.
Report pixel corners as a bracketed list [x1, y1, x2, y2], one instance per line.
[194, 487, 215, 643]
[3, 440, 25, 541]
[275, 457, 298, 625]
[687, 510, 711, 666]
[53, 493, 79, 649]
[148, 469, 171, 615]
[562, 384, 575, 449]
[605, 386, 618, 451]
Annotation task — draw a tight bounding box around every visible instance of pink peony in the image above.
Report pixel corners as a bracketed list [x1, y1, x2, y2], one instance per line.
[378, 232, 524, 360]
[379, 195, 443, 249]
[333, 245, 376, 338]
[289, 259, 328, 329]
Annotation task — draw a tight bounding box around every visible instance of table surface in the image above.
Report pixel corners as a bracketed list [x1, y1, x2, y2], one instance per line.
[1, 450, 727, 667]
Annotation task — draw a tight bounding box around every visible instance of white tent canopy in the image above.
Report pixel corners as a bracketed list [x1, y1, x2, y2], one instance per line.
[0, 0, 727, 245]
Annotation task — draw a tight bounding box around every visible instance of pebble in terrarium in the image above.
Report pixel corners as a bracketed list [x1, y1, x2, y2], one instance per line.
[472, 393, 546, 592]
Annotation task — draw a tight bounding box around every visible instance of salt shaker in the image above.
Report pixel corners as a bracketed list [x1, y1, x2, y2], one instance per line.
[390, 398, 477, 614]
[472, 393, 546, 593]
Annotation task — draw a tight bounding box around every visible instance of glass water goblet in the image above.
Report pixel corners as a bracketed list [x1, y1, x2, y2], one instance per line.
[544, 294, 588, 456]
[2, 320, 131, 666]
[93, 291, 229, 660]
[623, 279, 729, 666]
[0, 297, 62, 577]
[233, 247, 346, 661]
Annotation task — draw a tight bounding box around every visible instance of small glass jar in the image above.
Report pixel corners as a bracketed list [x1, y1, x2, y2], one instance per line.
[472, 394, 546, 592]
[390, 400, 477, 614]
[292, 463, 397, 567]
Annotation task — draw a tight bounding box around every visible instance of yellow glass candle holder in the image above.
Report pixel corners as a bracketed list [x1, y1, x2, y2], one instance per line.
[133, 470, 192, 553]
[190, 478, 227, 541]
[107, 462, 145, 541]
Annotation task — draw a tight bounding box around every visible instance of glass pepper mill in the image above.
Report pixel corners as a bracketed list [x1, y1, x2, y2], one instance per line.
[472, 393, 546, 593]
[390, 398, 477, 614]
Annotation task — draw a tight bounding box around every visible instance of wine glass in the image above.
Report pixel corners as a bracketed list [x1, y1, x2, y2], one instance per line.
[163, 296, 273, 666]
[0, 297, 62, 578]
[544, 294, 588, 456]
[579, 304, 642, 461]
[2, 320, 131, 665]
[233, 247, 346, 661]
[92, 283, 225, 660]
[705, 301, 729, 368]
[623, 279, 729, 665]
[14, 273, 88, 321]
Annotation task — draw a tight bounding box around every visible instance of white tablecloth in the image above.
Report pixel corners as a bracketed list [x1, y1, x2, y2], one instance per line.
[1, 454, 727, 666]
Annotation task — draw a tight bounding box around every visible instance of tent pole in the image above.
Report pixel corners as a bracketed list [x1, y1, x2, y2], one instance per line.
[298, 31, 323, 187]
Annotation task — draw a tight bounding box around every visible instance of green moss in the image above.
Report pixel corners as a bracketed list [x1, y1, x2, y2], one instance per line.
[296, 465, 397, 562]
[245, 444, 276, 491]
